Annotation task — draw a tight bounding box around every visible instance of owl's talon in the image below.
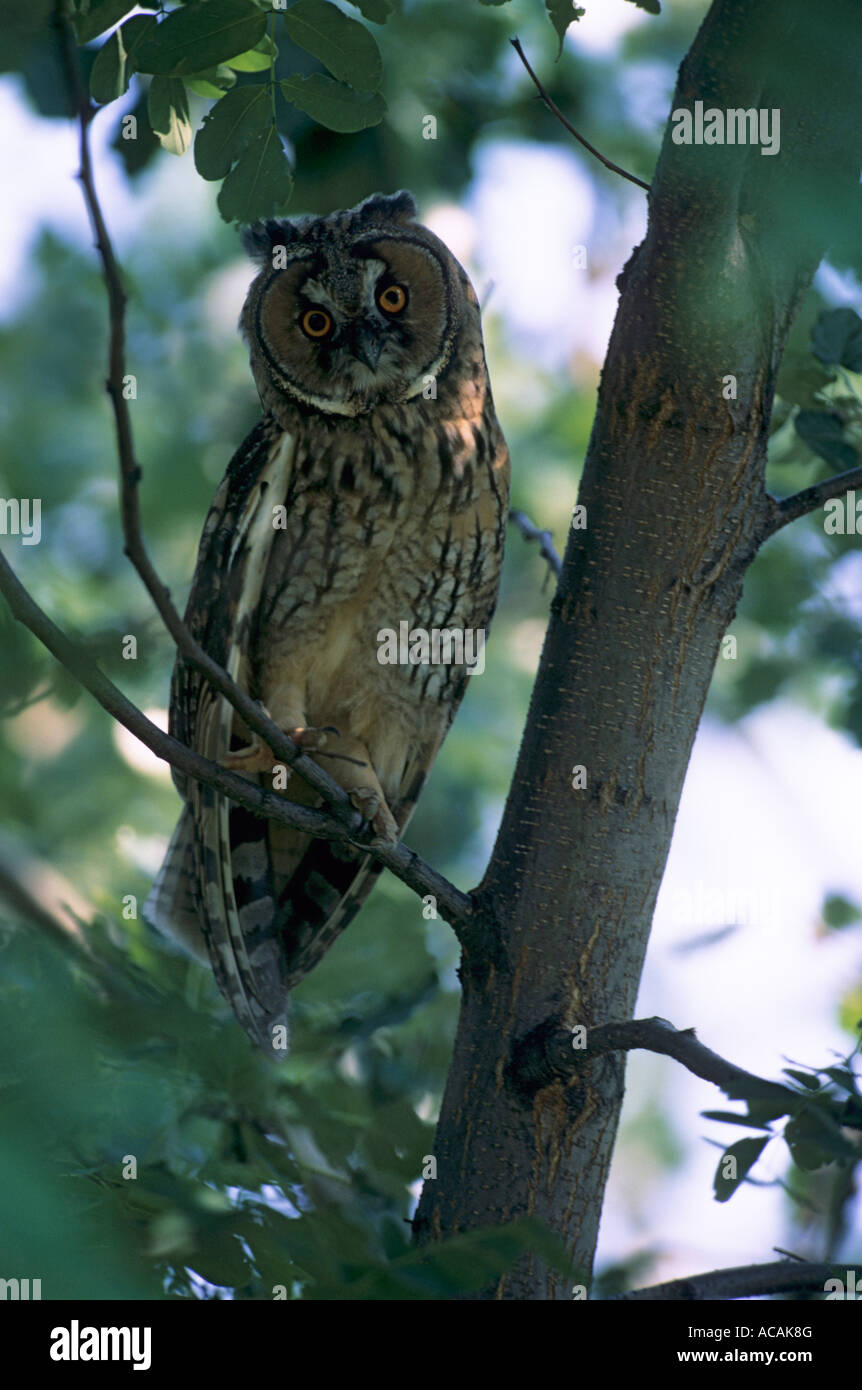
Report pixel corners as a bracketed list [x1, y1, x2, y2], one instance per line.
[285, 725, 334, 753]
[349, 787, 398, 846]
[221, 734, 275, 773]
[222, 723, 334, 772]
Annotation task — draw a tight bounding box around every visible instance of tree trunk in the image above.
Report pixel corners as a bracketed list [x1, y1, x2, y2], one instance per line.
[414, 0, 862, 1298]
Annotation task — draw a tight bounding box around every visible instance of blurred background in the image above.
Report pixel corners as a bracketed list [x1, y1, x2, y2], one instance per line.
[0, 0, 860, 1298]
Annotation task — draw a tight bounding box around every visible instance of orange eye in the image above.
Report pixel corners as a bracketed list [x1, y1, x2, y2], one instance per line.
[378, 284, 407, 314]
[301, 308, 332, 338]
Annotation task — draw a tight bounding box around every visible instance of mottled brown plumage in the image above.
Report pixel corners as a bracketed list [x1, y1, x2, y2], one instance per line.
[145, 192, 510, 1055]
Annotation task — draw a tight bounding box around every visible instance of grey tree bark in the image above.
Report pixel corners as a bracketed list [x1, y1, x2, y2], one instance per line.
[414, 0, 862, 1298]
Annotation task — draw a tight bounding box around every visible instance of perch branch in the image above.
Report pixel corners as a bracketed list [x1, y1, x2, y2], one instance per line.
[0, 553, 472, 930]
[510, 37, 650, 192]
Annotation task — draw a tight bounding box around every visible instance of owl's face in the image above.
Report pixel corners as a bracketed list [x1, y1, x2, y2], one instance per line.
[241, 192, 466, 418]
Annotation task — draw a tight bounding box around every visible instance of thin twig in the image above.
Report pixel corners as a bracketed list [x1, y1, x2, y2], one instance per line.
[609, 1258, 861, 1301]
[510, 37, 650, 193]
[508, 509, 563, 578]
[54, 2, 362, 834]
[50, 3, 474, 935]
[764, 463, 862, 536]
[0, 548, 473, 928]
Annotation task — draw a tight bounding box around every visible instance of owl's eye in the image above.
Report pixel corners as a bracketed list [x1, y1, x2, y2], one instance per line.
[301, 308, 332, 338]
[377, 284, 408, 315]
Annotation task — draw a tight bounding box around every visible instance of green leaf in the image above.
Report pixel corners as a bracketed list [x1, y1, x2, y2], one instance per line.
[280, 72, 385, 132]
[794, 409, 858, 470]
[702, 1110, 772, 1130]
[350, 0, 394, 21]
[283, 0, 382, 90]
[785, 1106, 856, 1170]
[89, 14, 156, 105]
[134, 0, 267, 77]
[194, 84, 271, 181]
[821, 1065, 859, 1095]
[744, 1094, 796, 1125]
[821, 893, 862, 929]
[545, 0, 585, 58]
[718, 1075, 795, 1107]
[73, 0, 139, 45]
[148, 75, 192, 156]
[626, 0, 661, 13]
[227, 34, 278, 71]
[783, 1068, 821, 1091]
[120, 14, 158, 64]
[184, 65, 237, 99]
[811, 307, 862, 371]
[217, 125, 294, 223]
[89, 29, 125, 104]
[713, 1135, 770, 1203]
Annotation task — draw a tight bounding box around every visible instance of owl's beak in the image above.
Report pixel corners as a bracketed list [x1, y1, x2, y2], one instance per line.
[346, 320, 384, 371]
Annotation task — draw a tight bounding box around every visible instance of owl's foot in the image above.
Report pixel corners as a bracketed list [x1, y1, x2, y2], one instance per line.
[349, 787, 398, 847]
[287, 725, 338, 752]
[222, 724, 336, 774]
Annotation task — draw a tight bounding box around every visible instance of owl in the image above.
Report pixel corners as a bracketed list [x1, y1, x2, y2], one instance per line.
[145, 191, 510, 1056]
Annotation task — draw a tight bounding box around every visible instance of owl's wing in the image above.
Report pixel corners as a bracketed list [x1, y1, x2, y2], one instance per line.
[169, 414, 288, 787]
[147, 414, 299, 1054]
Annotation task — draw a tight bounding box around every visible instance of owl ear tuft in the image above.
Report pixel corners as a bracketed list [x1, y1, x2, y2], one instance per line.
[241, 219, 297, 264]
[354, 190, 417, 228]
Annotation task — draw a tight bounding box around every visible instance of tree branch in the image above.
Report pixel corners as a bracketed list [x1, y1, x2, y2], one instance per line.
[587, 1017, 791, 1099]
[46, 3, 475, 938]
[610, 1258, 862, 1301]
[764, 464, 862, 536]
[54, 3, 365, 830]
[0, 549, 339, 842]
[508, 509, 563, 579]
[510, 1014, 794, 1106]
[510, 37, 651, 193]
[0, 550, 472, 930]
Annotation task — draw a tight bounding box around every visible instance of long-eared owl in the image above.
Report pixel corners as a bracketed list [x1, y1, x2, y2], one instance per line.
[145, 191, 510, 1056]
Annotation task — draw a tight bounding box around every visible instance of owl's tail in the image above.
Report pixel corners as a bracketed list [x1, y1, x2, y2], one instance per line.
[143, 807, 208, 964]
[143, 804, 293, 1060]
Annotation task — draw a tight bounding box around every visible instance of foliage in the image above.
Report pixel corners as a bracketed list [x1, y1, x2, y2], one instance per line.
[705, 1058, 862, 1202]
[60, 0, 592, 223]
[0, 895, 582, 1297]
